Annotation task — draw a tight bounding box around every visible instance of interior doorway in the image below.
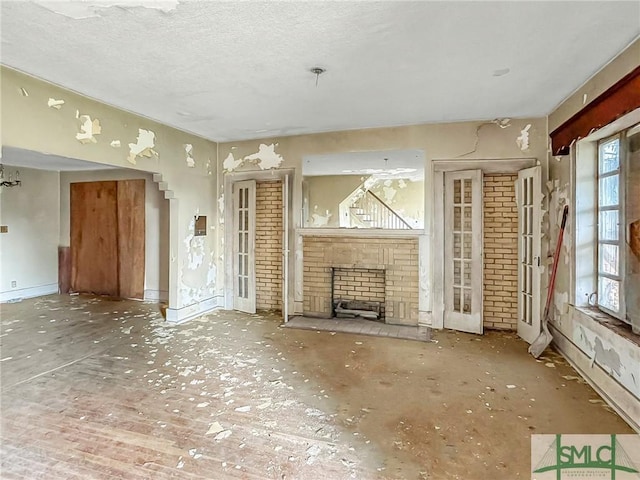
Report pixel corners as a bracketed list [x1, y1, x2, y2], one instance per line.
[70, 179, 145, 299]
[226, 171, 292, 321]
[433, 160, 541, 341]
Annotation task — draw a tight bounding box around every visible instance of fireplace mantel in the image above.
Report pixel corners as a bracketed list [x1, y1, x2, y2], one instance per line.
[298, 228, 424, 238]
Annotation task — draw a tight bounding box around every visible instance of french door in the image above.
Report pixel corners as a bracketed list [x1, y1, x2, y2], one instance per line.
[516, 166, 542, 344]
[443, 170, 483, 334]
[233, 180, 256, 313]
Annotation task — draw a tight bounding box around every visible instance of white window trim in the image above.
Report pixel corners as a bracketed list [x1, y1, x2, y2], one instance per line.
[596, 133, 626, 320]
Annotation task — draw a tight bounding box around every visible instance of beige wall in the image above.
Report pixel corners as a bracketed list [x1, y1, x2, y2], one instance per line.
[0, 167, 60, 300]
[304, 175, 363, 227]
[1, 67, 219, 319]
[370, 178, 424, 228]
[59, 169, 169, 301]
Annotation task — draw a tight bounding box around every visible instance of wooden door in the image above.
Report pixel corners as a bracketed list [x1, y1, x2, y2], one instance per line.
[117, 179, 145, 299]
[444, 170, 483, 334]
[71, 181, 119, 296]
[233, 180, 256, 313]
[70, 180, 145, 299]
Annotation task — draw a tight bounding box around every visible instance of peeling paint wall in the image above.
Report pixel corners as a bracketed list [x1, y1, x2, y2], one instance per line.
[546, 38, 640, 429]
[1, 66, 219, 318]
[218, 117, 547, 320]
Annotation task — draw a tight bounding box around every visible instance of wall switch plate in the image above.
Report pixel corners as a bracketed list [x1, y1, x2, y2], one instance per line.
[0, 226, 7, 233]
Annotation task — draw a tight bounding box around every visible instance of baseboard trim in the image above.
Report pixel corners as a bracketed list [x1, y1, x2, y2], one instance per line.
[165, 296, 220, 324]
[550, 322, 640, 434]
[0, 283, 58, 303]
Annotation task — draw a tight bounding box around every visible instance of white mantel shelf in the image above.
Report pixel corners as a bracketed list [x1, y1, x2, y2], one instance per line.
[297, 228, 424, 238]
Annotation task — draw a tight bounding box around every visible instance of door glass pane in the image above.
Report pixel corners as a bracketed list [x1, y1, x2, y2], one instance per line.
[454, 206, 461, 230]
[599, 139, 620, 174]
[463, 260, 471, 287]
[454, 179, 461, 203]
[453, 287, 461, 313]
[463, 233, 472, 259]
[238, 276, 244, 297]
[599, 174, 619, 207]
[463, 205, 472, 230]
[463, 179, 472, 203]
[453, 233, 461, 258]
[453, 260, 461, 286]
[598, 276, 620, 312]
[463, 289, 471, 314]
[238, 188, 244, 208]
[599, 210, 619, 241]
[599, 244, 619, 276]
[244, 187, 249, 207]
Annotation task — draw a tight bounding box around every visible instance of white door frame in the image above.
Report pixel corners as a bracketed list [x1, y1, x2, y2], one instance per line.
[432, 158, 537, 331]
[223, 170, 295, 315]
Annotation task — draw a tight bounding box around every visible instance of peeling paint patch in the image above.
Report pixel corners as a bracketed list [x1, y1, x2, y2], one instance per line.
[382, 186, 397, 203]
[493, 118, 511, 129]
[76, 115, 102, 144]
[244, 143, 284, 170]
[311, 208, 332, 227]
[223, 152, 243, 172]
[47, 98, 65, 109]
[516, 124, 531, 151]
[184, 144, 195, 168]
[128, 129, 157, 165]
[110, 140, 121, 148]
[630, 220, 640, 260]
[35, 0, 178, 19]
[554, 291, 569, 316]
[218, 194, 224, 216]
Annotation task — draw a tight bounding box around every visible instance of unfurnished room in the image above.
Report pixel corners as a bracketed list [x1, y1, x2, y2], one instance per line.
[1, 1, 640, 479]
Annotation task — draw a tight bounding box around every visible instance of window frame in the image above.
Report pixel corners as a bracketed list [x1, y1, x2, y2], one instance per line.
[596, 133, 626, 320]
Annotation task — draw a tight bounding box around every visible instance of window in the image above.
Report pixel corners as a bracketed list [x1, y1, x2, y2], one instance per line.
[597, 135, 625, 318]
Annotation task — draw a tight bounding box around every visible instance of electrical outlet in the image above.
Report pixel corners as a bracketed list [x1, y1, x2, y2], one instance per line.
[11, 280, 17, 288]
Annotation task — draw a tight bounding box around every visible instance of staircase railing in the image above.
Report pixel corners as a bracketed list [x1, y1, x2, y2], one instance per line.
[350, 190, 412, 229]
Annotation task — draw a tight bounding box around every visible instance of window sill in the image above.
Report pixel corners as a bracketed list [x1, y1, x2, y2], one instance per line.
[575, 306, 640, 346]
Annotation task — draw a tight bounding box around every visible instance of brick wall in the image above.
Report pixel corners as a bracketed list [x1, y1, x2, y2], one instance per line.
[303, 236, 419, 325]
[333, 268, 386, 317]
[483, 174, 518, 330]
[255, 181, 282, 311]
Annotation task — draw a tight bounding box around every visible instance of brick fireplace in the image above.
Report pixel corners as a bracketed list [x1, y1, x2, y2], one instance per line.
[302, 235, 419, 326]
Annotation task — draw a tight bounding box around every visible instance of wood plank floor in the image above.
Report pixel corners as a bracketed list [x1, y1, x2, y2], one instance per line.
[0, 295, 634, 479]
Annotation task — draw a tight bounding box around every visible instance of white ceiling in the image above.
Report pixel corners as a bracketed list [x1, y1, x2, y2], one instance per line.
[1, 1, 639, 143]
[2, 147, 119, 171]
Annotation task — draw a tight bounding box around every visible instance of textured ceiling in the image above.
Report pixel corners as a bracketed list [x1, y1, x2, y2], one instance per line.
[1, 1, 639, 142]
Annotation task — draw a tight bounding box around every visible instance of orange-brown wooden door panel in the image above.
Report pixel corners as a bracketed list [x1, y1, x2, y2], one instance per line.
[70, 181, 119, 296]
[117, 179, 145, 299]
